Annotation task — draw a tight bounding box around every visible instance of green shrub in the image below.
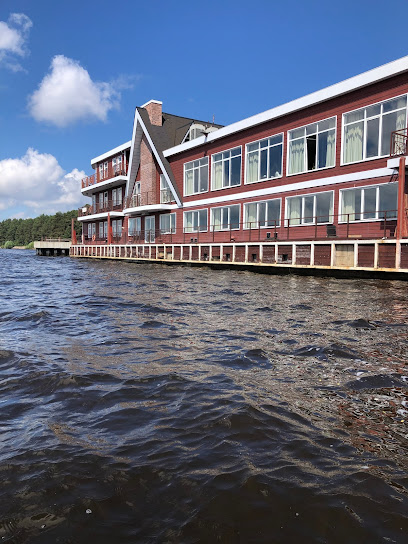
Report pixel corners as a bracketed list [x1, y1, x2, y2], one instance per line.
[25, 241, 34, 249]
[3, 241, 14, 249]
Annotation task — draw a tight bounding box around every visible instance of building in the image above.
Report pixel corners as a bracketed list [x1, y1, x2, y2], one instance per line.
[71, 57, 408, 275]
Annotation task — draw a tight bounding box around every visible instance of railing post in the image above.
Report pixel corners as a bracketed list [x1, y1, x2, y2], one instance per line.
[346, 214, 350, 239]
[314, 215, 317, 240]
[287, 218, 290, 240]
[384, 211, 387, 238]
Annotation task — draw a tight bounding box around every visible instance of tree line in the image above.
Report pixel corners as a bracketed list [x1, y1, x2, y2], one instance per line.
[0, 210, 81, 247]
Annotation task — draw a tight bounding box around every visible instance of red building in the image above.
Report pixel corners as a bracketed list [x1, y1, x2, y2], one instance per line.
[72, 57, 408, 274]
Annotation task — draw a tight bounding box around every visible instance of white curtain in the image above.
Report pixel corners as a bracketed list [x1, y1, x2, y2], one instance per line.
[288, 198, 301, 225]
[343, 122, 363, 163]
[247, 151, 259, 183]
[213, 162, 223, 190]
[341, 190, 357, 222]
[185, 170, 194, 195]
[288, 139, 305, 174]
[245, 203, 257, 229]
[325, 129, 336, 167]
[212, 208, 221, 231]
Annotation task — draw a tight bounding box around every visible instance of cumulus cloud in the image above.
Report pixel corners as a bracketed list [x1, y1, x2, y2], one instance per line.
[0, 148, 85, 216]
[0, 13, 32, 72]
[28, 55, 121, 127]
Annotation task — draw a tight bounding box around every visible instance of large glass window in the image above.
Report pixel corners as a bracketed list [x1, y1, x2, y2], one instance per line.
[212, 147, 241, 189]
[244, 199, 281, 228]
[184, 157, 209, 196]
[159, 213, 176, 233]
[343, 96, 407, 164]
[160, 174, 174, 203]
[340, 183, 398, 221]
[210, 205, 240, 231]
[184, 209, 208, 232]
[112, 188, 122, 206]
[246, 134, 283, 183]
[112, 155, 122, 175]
[288, 118, 336, 175]
[128, 217, 141, 236]
[112, 219, 122, 238]
[286, 192, 334, 225]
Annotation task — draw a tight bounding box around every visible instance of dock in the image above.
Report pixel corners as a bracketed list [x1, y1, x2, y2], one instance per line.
[34, 238, 71, 256]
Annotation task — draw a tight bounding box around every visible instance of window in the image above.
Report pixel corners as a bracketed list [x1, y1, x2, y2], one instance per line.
[128, 217, 141, 236]
[288, 118, 336, 175]
[184, 157, 209, 196]
[92, 194, 96, 211]
[88, 223, 96, 238]
[160, 213, 176, 234]
[210, 205, 240, 231]
[112, 219, 122, 238]
[112, 155, 122, 174]
[212, 147, 241, 189]
[184, 209, 208, 232]
[246, 134, 283, 183]
[99, 162, 108, 180]
[340, 183, 398, 221]
[244, 199, 281, 228]
[343, 96, 407, 164]
[286, 192, 334, 225]
[160, 175, 174, 203]
[112, 188, 122, 206]
[99, 221, 104, 238]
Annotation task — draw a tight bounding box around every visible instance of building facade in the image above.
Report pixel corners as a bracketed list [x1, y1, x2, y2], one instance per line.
[72, 58, 408, 274]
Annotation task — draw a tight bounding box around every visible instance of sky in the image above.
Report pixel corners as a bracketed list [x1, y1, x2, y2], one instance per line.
[0, 0, 407, 220]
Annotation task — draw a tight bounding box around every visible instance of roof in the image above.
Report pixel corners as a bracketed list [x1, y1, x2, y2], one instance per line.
[163, 55, 408, 158]
[91, 140, 131, 168]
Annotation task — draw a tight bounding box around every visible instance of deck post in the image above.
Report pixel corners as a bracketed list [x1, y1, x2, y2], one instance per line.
[310, 243, 315, 266]
[396, 157, 407, 269]
[374, 242, 379, 268]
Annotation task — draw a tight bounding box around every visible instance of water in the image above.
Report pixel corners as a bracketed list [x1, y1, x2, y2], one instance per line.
[1, 249, 408, 543]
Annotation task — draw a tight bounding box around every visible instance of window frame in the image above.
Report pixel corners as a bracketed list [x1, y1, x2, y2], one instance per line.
[243, 198, 282, 229]
[128, 217, 141, 236]
[183, 209, 208, 233]
[341, 93, 408, 166]
[183, 157, 209, 196]
[285, 190, 335, 226]
[210, 204, 241, 231]
[244, 133, 284, 184]
[211, 146, 242, 191]
[286, 116, 337, 176]
[159, 212, 176, 234]
[338, 182, 398, 223]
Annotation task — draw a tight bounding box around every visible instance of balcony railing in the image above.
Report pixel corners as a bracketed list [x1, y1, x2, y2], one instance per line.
[81, 164, 128, 189]
[78, 199, 124, 217]
[124, 191, 167, 208]
[390, 128, 408, 157]
[81, 174, 96, 189]
[160, 188, 173, 203]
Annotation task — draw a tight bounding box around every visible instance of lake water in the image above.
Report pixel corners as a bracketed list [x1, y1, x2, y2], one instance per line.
[1, 249, 408, 543]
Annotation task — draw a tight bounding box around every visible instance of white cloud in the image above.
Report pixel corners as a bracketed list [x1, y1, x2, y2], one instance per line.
[0, 13, 32, 72]
[28, 55, 120, 127]
[0, 148, 86, 216]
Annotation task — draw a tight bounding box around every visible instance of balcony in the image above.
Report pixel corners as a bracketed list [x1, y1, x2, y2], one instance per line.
[81, 165, 128, 193]
[390, 128, 408, 157]
[78, 199, 124, 217]
[124, 191, 175, 212]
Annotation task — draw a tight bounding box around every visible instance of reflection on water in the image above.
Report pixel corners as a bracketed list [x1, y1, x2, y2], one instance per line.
[0, 249, 407, 543]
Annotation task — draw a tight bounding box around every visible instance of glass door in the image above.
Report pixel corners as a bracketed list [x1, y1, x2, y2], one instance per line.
[145, 216, 155, 243]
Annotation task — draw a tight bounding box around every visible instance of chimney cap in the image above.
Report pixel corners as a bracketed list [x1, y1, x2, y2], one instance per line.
[141, 99, 163, 108]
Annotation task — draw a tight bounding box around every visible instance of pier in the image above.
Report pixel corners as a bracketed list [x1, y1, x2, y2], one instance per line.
[34, 238, 71, 256]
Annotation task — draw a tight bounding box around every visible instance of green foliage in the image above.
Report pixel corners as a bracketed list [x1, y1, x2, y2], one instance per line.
[25, 241, 34, 249]
[0, 210, 81, 246]
[3, 241, 14, 249]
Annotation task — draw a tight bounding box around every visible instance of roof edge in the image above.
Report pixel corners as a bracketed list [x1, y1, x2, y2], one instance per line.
[91, 141, 131, 167]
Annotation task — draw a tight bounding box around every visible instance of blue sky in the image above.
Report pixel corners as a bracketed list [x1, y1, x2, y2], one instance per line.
[0, 0, 407, 220]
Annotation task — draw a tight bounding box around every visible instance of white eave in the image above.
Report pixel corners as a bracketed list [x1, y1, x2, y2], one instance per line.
[91, 141, 131, 167]
[78, 211, 124, 222]
[387, 156, 408, 169]
[123, 203, 177, 215]
[163, 55, 408, 158]
[81, 175, 128, 196]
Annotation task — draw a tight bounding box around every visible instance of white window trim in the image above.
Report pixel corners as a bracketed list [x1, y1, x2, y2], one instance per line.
[183, 156, 209, 197]
[183, 208, 208, 232]
[211, 146, 242, 191]
[128, 216, 141, 235]
[159, 212, 176, 234]
[210, 204, 241, 231]
[340, 93, 408, 166]
[244, 133, 284, 185]
[243, 198, 282, 229]
[285, 190, 335, 226]
[338, 182, 398, 223]
[286, 116, 337, 177]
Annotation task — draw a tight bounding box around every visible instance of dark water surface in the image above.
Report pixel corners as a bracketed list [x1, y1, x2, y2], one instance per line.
[1, 249, 408, 543]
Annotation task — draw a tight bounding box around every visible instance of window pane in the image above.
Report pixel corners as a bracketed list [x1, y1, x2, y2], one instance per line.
[303, 196, 314, 223]
[342, 189, 361, 221]
[193, 212, 199, 231]
[267, 200, 281, 226]
[260, 149, 268, 179]
[258, 202, 266, 226]
[213, 161, 223, 190]
[316, 192, 332, 223]
[185, 212, 193, 232]
[268, 144, 282, 177]
[317, 129, 335, 169]
[366, 117, 380, 158]
[247, 151, 259, 182]
[245, 203, 257, 228]
[343, 122, 364, 163]
[230, 206, 240, 229]
[212, 208, 221, 231]
[222, 208, 229, 230]
[199, 209, 207, 231]
[364, 187, 377, 219]
[383, 96, 407, 113]
[306, 135, 317, 171]
[318, 118, 336, 131]
[185, 170, 194, 195]
[247, 142, 258, 152]
[288, 139, 305, 174]
[194, 169, 199, 192]
[287, 197, 301, 225]
[366, 104, 381, 117]
[230, 156, 241, 185]
[223, 160, 230, 186]
[306, 123, 317, 135]
[290, 127, 305, 140]
[231, 147, 241, 157]
[199, 164, 208, 192]
[381, 109, 407, 156]
[379, 183, 398, 218]
[345, 110, 364, 124]
[269, 134, 283, 145]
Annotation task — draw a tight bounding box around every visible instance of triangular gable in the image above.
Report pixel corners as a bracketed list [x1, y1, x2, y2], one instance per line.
[125, 109, 182, 207]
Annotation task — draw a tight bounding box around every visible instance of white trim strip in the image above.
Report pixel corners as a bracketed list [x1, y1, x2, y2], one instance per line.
[123, 203, 177, 215]
[164, 56, 408, 157]
[91, 141, 131, 167]
[78, 212, 124, 222]
[182, 167, 393, 208]
[81, 175, 128, 195]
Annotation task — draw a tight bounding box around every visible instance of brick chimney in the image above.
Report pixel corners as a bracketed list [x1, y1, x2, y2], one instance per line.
[141, 99, 162, 126]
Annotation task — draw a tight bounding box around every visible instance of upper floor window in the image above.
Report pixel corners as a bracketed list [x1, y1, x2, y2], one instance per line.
[184, 157, 209, 196]
[342, 96, 407, 164]
[210, 205, 240, 231]
[246, 134, 283, 183]
[244, 199, 281, 229]
[286, 191, 333, 225]
[339, 183, 398, 222]
[112, 155, 123, 175]
[112, 188, 122, 207]
[160, 174, 174, 203]
[212, 147, 241, 190]
[184, 209, 208, 232]
[159, 213, 176, 234]
[99, 162, 108, 180]
[288, 118, 336, 175]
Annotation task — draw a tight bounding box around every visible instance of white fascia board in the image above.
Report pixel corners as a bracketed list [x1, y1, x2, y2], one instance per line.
[81, 175, 128, 196]
[387, 157, 408, 168]
[91, 141, 131, 167]
[78, 211, 124, 222]
[135, 110, 182, 207]
[123, 203, 177, 215]
[183, 167, 393, 208]
[164, 56, 408, 158]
